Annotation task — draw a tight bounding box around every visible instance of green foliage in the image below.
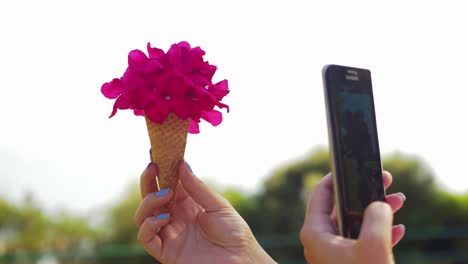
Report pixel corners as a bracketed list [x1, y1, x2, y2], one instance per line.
[0, 195, 97, 254]
[222, 148, 331, 262]
[225, 149, 468, 263]
[2, 148, 468, 264]
[99, 183, 142, 245]
[253, 148, 330, 234]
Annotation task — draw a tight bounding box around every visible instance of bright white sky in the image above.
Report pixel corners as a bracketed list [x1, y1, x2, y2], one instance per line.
[1, 0, 467, 214]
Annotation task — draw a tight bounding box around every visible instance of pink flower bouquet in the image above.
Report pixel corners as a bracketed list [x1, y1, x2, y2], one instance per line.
[101, 42, 229, 208]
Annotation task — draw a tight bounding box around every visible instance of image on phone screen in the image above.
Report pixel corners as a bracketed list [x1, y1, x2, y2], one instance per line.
[334, 87, 384, 212]
[323, 65, 385, 237]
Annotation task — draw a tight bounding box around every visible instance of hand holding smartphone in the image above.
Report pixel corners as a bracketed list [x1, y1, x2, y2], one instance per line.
[322, 65, 386, 238]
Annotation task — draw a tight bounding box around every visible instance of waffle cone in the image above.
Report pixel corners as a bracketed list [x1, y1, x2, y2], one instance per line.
[145, 114, 190, 209]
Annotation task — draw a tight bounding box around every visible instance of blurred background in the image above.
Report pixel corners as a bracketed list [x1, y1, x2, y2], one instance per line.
[1, 0, 468, 263]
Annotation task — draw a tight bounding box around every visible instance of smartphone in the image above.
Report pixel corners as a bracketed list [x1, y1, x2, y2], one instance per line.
[322, 64, 386, 239]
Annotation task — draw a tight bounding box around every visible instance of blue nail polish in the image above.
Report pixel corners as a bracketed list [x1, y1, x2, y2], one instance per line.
[155, 188, 170, 197]
[185, 161, 193, 173]
[156, 213, 170, 220]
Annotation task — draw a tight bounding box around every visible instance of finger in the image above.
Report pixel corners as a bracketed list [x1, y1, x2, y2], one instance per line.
[179, 161, 231, 212]
[304, 173, 336, 233]
[307, 173, 333, 217]
[358, 202, 393, 254]
[385, 193, 406, 213]
[137, 214, 171, 261]
[174, 179, 190, 202]
[382, 171, 393, 190]
[134, 189, 173, 227]
[392, 224, 405, 247]
[173, 162, 192, 202]
[308, 173, 334, 216]
[140, 163, 158, 198]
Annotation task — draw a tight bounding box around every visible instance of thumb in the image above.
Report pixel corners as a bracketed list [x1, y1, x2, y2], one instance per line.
[179, 161, 231, 212]
[357, 202, 394, 262]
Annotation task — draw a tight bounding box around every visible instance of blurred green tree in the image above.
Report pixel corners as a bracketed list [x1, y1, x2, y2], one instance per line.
[226, 149, 468, 263]
[3, 149, 468, 264]
[99, 184, 141, 246]
[0, 193, 96, 257]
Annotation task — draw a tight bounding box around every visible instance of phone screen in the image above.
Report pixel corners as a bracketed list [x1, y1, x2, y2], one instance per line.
[326, 66, 384, 213]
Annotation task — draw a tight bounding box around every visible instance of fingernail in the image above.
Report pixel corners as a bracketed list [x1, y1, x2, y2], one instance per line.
[155, 188, 170, 197]
[146, 162, 152, 169]
[156, 213, 170, 220]
[399, 224, 406, 232]
[185, 161, 193, 173]
[398, 192, 406, 201]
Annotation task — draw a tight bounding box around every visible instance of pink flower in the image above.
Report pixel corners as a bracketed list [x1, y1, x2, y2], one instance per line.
[101, 42, 229, 133]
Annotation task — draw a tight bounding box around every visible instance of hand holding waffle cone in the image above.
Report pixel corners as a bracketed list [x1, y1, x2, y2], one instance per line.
[102, 41, 229, 210]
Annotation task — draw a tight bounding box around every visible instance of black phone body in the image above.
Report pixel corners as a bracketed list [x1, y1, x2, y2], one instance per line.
[322, 64, 386, 239]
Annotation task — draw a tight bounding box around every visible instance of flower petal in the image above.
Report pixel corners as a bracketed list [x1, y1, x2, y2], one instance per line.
[109, 95, 131, 118]
[177, 41, 191, 49]
[166, 43, 182, 70]
[197, 62, 217, 82]
[146, 100, 170, 124]
[209, 79, 230, 100]
[192, 84, 216, 111]
[188, 120, 200, 134]
[122, 68, 149, 90]
[147, 42, 165, 59]
[171, 97, 192, 120]
[109, 105, 118, 118]
[101, 78, 123, 99]
[201, 110, 222, 126]
[167, 41, 195, 74]
[133, 109, 145, 116]
[217, 102, 230, 112]
[169, 74, 189, 97]
[144, 59, 163, 75]
[128, 49, 148, 72]
[115, 95, 131, 109]
[189, 47, 205, 70]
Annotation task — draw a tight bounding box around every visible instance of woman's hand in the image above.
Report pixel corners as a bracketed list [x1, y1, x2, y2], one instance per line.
[300, 171, 406, 264]
[134, 162, 276, 264]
